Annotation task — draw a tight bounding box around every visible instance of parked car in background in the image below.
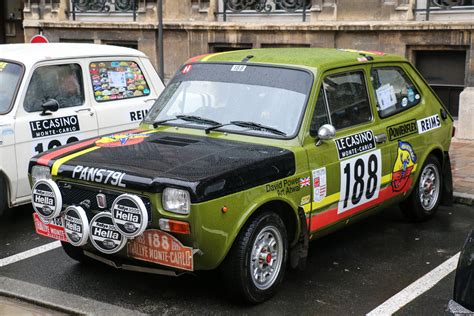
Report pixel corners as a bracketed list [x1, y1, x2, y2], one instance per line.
[448, 229, 474, 314]
[28, 48, 454, 303]
[0, 43, 164, 216]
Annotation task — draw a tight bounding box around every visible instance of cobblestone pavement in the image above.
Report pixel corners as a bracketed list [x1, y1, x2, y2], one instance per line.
[450, 139, 474, 204]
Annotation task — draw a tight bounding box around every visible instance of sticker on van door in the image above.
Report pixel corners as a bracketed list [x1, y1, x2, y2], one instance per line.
[29, 115, 80, 138]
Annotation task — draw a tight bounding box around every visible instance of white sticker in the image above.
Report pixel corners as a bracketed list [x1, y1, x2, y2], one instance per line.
[107, 71, 127, 88]
[312, 167, 327, 202]
[338, 150, 381, 214]
[415, 94, 420, 100]
[417, 114, 441, 134]
[401, 97, 408, 107]
[376, 84, 397, 110]
[231, 65, 246, 72]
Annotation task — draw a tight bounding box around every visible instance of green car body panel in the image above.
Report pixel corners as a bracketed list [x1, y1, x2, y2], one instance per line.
[29, 48, 453, 272]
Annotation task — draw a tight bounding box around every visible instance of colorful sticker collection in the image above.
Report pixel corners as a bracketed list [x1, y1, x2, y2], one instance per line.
[89, 61, 151, 102]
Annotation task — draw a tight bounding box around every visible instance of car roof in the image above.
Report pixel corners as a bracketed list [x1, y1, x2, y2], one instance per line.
[0, 43, 147, 67]
[191, 48, 406, 71]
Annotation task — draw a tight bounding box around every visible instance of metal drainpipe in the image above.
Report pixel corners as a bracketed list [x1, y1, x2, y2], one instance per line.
[39, 0, 45, 20]
[158, 0, 164, 80]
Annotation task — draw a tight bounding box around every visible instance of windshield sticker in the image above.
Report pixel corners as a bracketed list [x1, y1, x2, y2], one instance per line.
[72, 165, 127, 187]
[231, 65, 246, 72]
[90, 61, 150, 102]
[30, 115, 80, 139]
[417, 114, 441, 134]
[376, 84, 397, 110]
[387, 119, 418, 141]
[312, 167, 327, 203]
[0, 62, 7, 72]
[335, 130, 376, 160]
[95, 132, 150, 147]
[392, 141, 417, 193]
[181, 64, 192, 74]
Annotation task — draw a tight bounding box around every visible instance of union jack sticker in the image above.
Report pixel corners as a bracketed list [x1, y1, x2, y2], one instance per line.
[300, 177, 310, 188]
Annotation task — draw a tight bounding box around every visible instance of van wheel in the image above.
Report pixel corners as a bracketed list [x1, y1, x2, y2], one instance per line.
[0, 176, 7, 217]
[61, 242, 87, 263]
[401, 155, 442, 222]
[222, 211, 288, 303]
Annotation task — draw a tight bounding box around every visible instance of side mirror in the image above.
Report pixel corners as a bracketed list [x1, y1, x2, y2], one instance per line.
[41, 99, 59, 116]
[316, 124, 336, 146]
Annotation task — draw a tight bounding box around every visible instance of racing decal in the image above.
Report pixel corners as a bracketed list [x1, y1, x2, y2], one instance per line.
[95, 132, 150, 147]
[300, 177, 310, 188]
[63, 206, 90, 246]
[181, 64, 192, 74]
[127, 229, 194, 271]
[34, 136, 79, 155]
[130, 109, 149, 122]
[417, 114, 441, 134]
[392, 141, 417, 192]
[33, 213, 67, 242]
[89, 212, 127, 255]
[111, 194, 148, 238]
[265, 177, 301, 197]
[300, 195, 311, 206]
[334, 130, 376, 160]
[32, 179, 62, 219]
[29, 115, 80, 139]
[338, 150, 381, 214]
[312, 167, 327, 203]
[72, 165, 126, 187]
[231, 65, 247, 72]
[387, 119, 418, 141]
[36, 137, 100, 166]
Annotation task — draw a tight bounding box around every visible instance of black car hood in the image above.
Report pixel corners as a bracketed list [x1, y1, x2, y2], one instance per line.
[31, 130, 296, 202]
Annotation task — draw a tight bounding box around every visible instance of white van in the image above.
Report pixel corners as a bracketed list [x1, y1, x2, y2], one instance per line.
[0, 43, 164, 215]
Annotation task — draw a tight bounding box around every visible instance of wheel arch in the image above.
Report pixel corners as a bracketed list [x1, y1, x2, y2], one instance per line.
[0, 170, 12, 208]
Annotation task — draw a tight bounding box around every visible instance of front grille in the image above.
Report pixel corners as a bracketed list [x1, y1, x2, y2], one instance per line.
[57, 181, 152, 220]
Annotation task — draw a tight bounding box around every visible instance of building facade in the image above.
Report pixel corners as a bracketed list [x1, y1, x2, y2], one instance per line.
[4, 0, 474, 136]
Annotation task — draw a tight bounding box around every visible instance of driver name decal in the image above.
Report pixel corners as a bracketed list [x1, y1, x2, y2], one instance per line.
[334, 130, 376, 160]
[30, 115, 80, 138]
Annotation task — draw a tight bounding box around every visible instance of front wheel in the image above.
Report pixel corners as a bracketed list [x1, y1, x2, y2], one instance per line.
[401, 155, 442, 222]
[222, 211, 288, 303]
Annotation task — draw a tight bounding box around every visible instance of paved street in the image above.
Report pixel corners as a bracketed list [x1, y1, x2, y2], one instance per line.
[0, 202, 472, 315]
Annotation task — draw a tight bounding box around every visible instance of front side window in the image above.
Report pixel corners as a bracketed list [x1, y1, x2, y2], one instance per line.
[145, 63, 313, 138]
[371, 67, 421, 118]
[0, 61, 23, 114]
[89, 61, 151, 102]
[323, 71, 372, 130]
[310, 88, 330, 135]
[24, 64, 84, 112]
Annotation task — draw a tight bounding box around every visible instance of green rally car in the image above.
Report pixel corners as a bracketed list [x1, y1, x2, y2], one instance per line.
[29, 48, 454, 303]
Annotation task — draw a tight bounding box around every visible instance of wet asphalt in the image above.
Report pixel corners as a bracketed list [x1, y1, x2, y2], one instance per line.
[0, 203, 472, 315]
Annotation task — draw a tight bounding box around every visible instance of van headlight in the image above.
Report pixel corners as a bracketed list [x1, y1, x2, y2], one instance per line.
[162, 188, 190, 215]
[31, 165, 51, 184]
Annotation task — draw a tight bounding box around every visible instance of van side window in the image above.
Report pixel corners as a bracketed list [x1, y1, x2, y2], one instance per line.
[89, 61, 151, 102]
[323, 71, 372, 130]
[371, 67, 421, 118]
[24, 64, 84, 112]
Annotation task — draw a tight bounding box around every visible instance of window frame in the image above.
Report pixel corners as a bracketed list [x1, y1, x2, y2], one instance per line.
[370, 65, 423, 120]
[319, 69, 374, 132]
[0, 59, 25, 115]
[23, 62, 86, 113]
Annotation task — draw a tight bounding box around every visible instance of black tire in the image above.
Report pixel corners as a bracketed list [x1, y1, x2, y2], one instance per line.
[61, 241, 88, 263]
[400, 155, 442, 222]
[0, 176, 8, 217]
[221, 211, 288, 303]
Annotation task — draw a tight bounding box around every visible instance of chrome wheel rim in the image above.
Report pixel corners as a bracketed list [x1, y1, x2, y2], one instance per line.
[419, 163, 440, 211]
[250, 225, 283, 290]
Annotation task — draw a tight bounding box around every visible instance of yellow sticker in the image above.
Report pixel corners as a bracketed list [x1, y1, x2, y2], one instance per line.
[0, 62, 8, 72]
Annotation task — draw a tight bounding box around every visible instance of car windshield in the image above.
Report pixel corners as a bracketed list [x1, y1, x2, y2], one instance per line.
[0, 61, 22, 114]
[145, 63, 313, 138]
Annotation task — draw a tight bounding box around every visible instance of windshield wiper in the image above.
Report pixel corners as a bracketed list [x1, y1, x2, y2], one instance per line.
[153, 115, 221, 128]
[205, 120, 286, 136]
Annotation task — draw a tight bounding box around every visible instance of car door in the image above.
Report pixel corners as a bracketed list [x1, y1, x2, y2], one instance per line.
[86, 57, 164, 135]
[304, 66, 393, 233]
[14, 60, 99, 199]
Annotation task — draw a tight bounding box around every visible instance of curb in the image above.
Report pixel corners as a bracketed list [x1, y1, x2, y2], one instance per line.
[454, 191, 474, 206]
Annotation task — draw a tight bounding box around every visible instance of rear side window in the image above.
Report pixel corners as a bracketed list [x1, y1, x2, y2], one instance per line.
[24, 64, 84, 112]
[323, 71, 372, 130]
[371, 67, 421, 118]
[89, 61, 151, 102]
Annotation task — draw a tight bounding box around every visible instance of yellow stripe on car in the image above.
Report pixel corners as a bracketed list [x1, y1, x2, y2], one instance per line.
[51, 146, 100, 176]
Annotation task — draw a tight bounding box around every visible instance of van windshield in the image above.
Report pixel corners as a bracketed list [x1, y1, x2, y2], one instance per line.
[0, 61, 22, 114]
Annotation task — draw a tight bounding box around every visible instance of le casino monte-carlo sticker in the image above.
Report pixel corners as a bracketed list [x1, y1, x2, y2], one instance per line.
[334, 130, 376, 160]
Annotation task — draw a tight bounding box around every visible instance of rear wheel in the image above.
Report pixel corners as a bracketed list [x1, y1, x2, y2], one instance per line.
[61, 242, 87, 263]
[0, 176, 8, 217]
[222, 211, 288, 303]
[401, 155, 442, 222]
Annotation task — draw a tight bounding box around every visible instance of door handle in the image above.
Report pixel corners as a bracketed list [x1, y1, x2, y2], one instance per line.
[75, 108, 94, 116]
[375, 133, 387, 144]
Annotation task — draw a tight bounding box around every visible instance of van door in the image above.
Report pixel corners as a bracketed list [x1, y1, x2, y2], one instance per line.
[14, 61, 98, 199]
[86, 57, 164, 135]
